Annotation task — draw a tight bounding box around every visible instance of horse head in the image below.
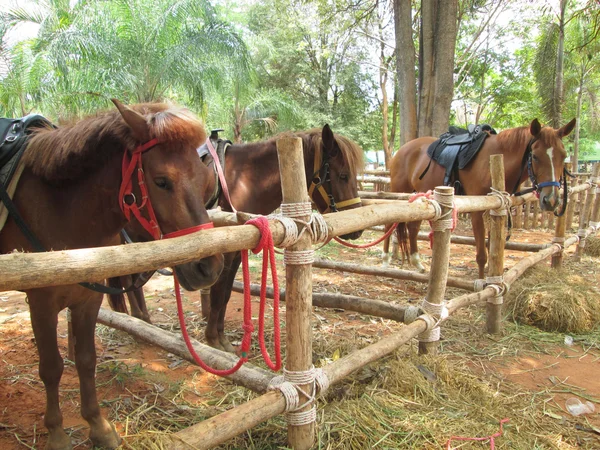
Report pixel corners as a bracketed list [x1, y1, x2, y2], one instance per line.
[307, 124, 364, 240]
[113, 100, 224, 291]
[528, 118, 576, 212]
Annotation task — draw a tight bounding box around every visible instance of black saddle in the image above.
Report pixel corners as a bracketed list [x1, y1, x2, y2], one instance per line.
[420, 124, 497, 190]
[0, 115, 54, 188]
[196, 129, 231, 209]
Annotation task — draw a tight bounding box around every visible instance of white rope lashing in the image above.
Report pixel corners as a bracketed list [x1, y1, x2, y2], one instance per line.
[488, 188, 511, 217]
[268, 366, 330, 426]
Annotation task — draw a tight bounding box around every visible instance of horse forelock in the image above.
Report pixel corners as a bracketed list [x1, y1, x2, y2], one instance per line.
[22, 103, 206, 185]
[303, 129, 364, 175]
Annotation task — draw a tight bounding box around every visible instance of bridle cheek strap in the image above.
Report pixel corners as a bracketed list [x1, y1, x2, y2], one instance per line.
[119, 138, 215, 240]
[335, 197, 361, 210]
[120, 138, 162, 240]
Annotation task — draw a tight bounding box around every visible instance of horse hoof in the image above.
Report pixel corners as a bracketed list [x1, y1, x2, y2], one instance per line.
[45, 430, 72, 450]
[206, 337, 225, 351]
[89, 421, 121, 449]
[219, 337, 236, 354]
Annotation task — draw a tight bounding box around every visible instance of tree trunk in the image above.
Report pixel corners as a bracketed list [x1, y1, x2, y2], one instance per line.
[431, 0, 459, 136]
[393, 0, 418, 145]
[553, 0, 567, 128]
[380, 22, 391, 169]
[418, 1, 436, 136]
[573, 72, 584, 171]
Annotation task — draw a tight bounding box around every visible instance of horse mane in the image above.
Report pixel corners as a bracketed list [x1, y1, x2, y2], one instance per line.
[22, 103, 206, 185]
[493, 126, 530, 153]
[277, 128, 363, 175]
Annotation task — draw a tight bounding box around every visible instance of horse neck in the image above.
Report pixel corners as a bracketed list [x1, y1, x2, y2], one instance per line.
[489, 127, 531, 189]
[13, 154, 125, 251]
[225, 141, 284, 215]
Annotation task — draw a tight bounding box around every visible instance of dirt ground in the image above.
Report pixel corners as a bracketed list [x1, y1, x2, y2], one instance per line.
[1, 223, 599, 449]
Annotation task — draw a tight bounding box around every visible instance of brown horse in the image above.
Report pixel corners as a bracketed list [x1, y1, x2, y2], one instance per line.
[385, 118, 576, 278]
[0, 101, 224, 449]
[110, 125, 364, 351]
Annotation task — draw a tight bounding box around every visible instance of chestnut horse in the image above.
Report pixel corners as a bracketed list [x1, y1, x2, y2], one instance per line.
[0, 101, 224, 449]
[109, 125, 364, 351]
[385, 118, 576, 278]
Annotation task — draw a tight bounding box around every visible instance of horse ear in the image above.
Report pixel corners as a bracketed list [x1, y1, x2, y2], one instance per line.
[558, 118, 576, 138]
[322, 124, 337, 154]
[111, 99, 151, 143]
[529, 119, 542, 137]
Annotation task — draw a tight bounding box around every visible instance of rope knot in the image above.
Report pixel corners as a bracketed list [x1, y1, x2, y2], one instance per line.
[246, 216, 271, 254]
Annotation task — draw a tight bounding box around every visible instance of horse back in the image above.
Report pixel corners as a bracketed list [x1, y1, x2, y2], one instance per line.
[390, 137, 443, 193]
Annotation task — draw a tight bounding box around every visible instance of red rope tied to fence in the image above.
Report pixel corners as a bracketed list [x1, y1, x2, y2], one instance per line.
[445, 418, 510, 450]
[174, 216, 281, 375]
[333, 222, 398, 248]
[409, 190, 458, 248]
[242, 216, 281, 371]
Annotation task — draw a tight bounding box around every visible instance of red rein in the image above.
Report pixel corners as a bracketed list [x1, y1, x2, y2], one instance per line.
[175, 216, 281, 376]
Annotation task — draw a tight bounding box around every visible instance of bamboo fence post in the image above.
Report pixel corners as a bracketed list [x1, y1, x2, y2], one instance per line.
[551, 207, 567, 269]
[532, 200, 540, 229]
[276, 137, 315, 450]
[486, 155, 507, 334]
[565, 166, 578, 231]
[514, 203, 523, 229]
[574, 164, 600, 261]
[523, 199, 531, 229]
[551, 163, 572, 269]
[418, 186, 454, 355]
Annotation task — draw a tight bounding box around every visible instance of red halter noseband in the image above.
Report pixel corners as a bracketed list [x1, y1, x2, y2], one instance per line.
[119, 139, 214, 240]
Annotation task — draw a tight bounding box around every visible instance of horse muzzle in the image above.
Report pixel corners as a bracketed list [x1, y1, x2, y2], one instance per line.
[174, 254, 224, 291]
[340, 230, 363, 240]
[539, 188, 559, 212]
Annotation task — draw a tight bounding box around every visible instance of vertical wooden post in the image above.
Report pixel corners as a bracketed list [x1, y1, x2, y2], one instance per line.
[547, 210, 555, 229]
[575, 164, 600, 261]
[532, 200, 540, 229]
[523, 200, 531, 229]
[418, 186, 454, 355]
[277, 137, 315, 450]
[486, 155, 506, 334]
[550, 163, 572, 268]
[514, 204, 523, 229]
[565, 164, 577, 231]
[552, 207, 567, 269]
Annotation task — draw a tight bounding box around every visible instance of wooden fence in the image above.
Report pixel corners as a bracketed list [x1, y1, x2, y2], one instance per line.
[1, 140, 599, 449]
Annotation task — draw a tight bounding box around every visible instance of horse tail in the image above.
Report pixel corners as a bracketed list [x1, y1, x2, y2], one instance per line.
[106, 277, 129, 314]
[396, 222, 410, 263]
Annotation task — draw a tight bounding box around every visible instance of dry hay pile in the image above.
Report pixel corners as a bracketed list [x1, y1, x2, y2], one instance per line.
[505, 264, 600, 333]
[119, 331, 586, 450]
[584, 236, 600, 257]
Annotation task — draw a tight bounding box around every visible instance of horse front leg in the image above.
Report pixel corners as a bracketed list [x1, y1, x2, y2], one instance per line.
[206, 252, 241, 353]
[70, 296, 121, 449]
[29, 297, 71, 450]
[408, 220, 426, 272]
[471, 211, 488, 279]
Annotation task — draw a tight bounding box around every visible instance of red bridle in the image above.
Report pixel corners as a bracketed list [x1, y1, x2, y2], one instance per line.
[119, 138, 214, 239]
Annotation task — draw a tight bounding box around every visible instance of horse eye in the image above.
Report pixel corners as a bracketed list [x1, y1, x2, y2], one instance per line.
[154, 177, 170, 190]
[339, 173, 349, 181]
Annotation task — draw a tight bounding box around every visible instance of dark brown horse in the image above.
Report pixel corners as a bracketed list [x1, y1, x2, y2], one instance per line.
[0, 101, 223, 449]
[385, 119, 576, 278]
[110, 125, 364, 351]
